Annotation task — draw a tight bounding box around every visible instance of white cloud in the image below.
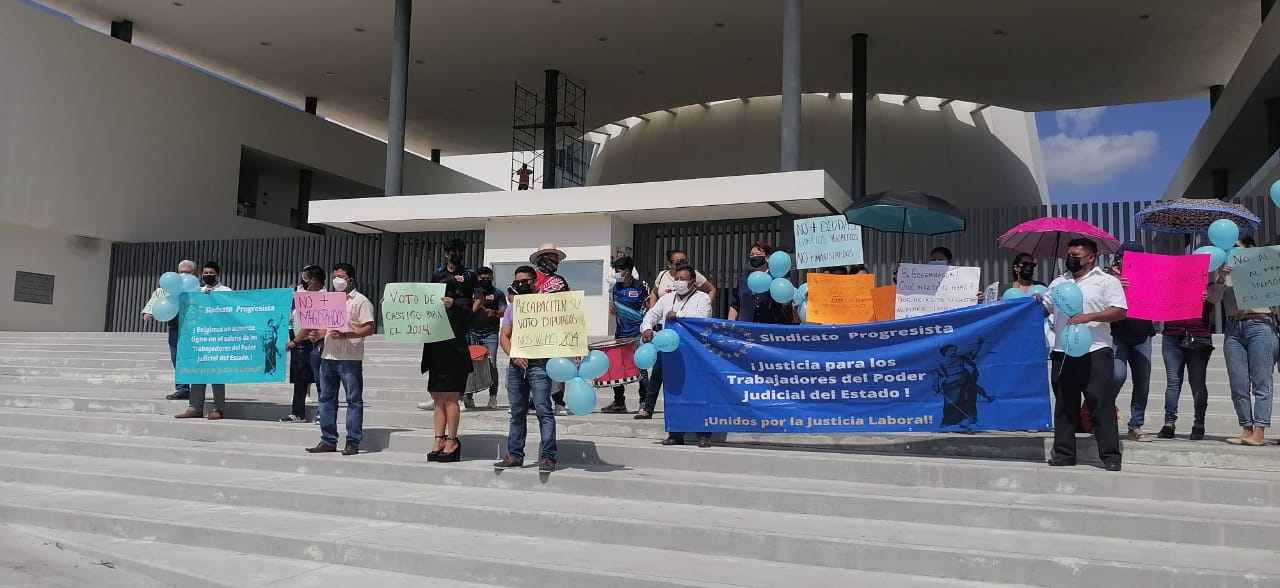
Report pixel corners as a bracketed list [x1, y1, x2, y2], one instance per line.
[1054, 107, 1107, 136]
[1041, 130, 1159, 186]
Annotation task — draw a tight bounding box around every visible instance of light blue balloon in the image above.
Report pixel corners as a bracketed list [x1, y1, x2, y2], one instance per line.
[1027, 285, 1048, 297]
[158, 272, 183, 295]
[1002, 288, 1028, 300]
[653, 329, 680, 352]
[1052, 282, 1084, 317]
[1272, 179, 1280, 209]
[634, 343, 658, 370]
[565, 377, 596, 416]
[180, 273, 201, 293]
[1192, 245, 1227, 272]
[546, 357, 578, 383]
[1208, 218, 1240, 251]
[1061, 324, 1092, 357]
[770, 277, 795, 304]
[577, 350, 610, 380]
[767, 251, 792, 278]
[792, 282, 808, 305]
[151, 296, 179, 322]
[797, 301, 807, 322]
[747, 271, 772, 294]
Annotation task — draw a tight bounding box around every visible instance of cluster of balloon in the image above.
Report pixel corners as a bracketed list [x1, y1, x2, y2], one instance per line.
[1002, 284, 1048, 300]
[791, 283, 810, 322]
[1049, 281, 1091, 357]
[633, 329, 682, 380]
[1192, 218, 1241, 272]
[150, 272, 201, 321]
[746, 251, 797, 304]
[547, 350, 613, 415]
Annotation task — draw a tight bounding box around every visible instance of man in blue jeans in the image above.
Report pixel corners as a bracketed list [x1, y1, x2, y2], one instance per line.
[1108, 242, 1155, 442]
[306, 263, 376, 456]
[466, 266, 506, 410]
[142, 259, 196, 401]
[494, 265, 557, 472]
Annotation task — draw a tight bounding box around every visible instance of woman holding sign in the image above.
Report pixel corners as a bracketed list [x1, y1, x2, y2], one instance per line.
[422, 279, 474, 463]
[1217, 235, 1277, 447]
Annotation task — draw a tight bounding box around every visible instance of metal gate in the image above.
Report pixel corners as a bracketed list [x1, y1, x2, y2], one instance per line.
[633, 218, 783, 318]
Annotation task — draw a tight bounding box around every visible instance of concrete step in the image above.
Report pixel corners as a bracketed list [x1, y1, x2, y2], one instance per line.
[12, 525, 497, 588]
[1, 440, 1277, 551]
[0, 481, 1049, 588]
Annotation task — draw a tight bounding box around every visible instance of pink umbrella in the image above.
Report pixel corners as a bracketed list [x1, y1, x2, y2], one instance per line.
[999, 217, 1121, 258]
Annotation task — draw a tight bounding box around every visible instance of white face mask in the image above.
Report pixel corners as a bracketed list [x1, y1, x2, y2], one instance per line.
[331, 277, 348, 292]
[672, 280, 691, 295]
[929, 260, 948, 266]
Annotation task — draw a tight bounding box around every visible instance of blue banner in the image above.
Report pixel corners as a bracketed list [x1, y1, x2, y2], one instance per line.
[175, 289, 294, 385]
[663, 298, 1051, 433]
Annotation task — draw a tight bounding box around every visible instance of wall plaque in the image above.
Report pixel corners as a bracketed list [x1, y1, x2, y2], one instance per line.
[14, 271, 55, 305]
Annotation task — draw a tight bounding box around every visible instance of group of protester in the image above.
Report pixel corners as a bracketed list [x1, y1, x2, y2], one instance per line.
[143, 233, 1278, 473]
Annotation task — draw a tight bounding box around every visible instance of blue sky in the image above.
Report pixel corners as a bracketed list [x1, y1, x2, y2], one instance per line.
[1036, 99, 1210, 204]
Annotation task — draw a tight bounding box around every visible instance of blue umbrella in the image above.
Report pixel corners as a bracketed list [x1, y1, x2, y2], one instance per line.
[844, 190, 967, 260]
[1134, 198, 1260, 235]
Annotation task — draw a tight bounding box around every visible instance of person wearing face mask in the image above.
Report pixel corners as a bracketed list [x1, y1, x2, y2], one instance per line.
[175, 261, 233, 421]
[1043, 238, 1128, 471]
[431, 239, 478, 301]
[306, 263, 376, 456]
[976, 254, 1047, 302]
[495, 266, 560, 473]
[602, 256, 651, 414]
[1105, 242, 1157, 443]
[421, 279, 474, 464]
[1216, 235, 1277, 447]
[465, 266, 506, 410]
[143, 259, 197, 401]
[928, 247, 953, 265]
[528, 243, 572, 414]
[728, 242, 800, 325]
[280, 265, 327, 423]
[637, 265, 714, 444]
[649, 249, 716, 306]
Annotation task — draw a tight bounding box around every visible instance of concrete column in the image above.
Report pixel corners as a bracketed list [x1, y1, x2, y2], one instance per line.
[296, 170, 313, 231]
[110, 20, 133, 43]
[1209, 85, 1224, 110]
[430, 149, 441, 163]
[304, 96, 318, 115]
[1266, 97, 1280, 158]
[780, 0, 803, 172]
[380, 0, 412, 299]
[851, 33, 869, 200]
[542, 69, 560, 189]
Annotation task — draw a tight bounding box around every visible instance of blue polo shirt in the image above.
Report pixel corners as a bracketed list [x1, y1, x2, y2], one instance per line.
[612, 279, 650, 338]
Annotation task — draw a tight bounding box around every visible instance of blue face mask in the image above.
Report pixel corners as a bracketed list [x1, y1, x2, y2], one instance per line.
[929, 260, 948, 266]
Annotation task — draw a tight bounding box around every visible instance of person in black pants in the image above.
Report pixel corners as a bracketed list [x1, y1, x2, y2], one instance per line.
[1043, 238, 1129, 471]
[281, 266, 327, 423]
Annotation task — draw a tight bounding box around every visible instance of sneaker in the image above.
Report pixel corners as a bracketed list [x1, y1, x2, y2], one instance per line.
[463, 394, 476, 410]
[1156, 424, 1175, 439]
[279, 414, 306, 423]
[1103, 461, 1122, 472]
[418, 400, 434, 411]
[485, 395, 498, 410]
[493, 456, 522, 469]
[601, 403, 628, 414]
[537, 458, 556, 473]
[555, 404, 569, 416]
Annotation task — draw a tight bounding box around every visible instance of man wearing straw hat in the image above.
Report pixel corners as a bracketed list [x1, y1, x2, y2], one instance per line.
[529, 243, 572, 414]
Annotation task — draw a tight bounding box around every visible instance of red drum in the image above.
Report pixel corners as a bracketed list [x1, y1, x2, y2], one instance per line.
[589, 338, 641, 389]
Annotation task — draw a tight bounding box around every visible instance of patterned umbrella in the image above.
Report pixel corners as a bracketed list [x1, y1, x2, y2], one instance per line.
[998, 217, 1120, 258]
[1134, 198, 1260, 234]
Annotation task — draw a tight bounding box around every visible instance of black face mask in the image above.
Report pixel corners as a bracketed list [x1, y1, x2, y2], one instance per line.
[202, 274, 218, 286]
[1064, 257, 1084, 273]
[448, 255, 463, 266]
[509, 281, 534, 295]
[1017, 265, 1035, 280]
[748, 255, 767, 269]
[478, 278, 493, 288]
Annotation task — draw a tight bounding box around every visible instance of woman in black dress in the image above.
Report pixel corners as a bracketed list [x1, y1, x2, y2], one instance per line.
[423, 280, 474, 463]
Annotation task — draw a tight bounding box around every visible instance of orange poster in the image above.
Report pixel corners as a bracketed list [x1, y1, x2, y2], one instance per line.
[804, 273, 875, 325]
[872, 285, 897, 322]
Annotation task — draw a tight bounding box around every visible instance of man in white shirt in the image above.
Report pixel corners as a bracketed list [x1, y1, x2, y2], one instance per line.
[142, 259, 196, 401]
[306, 263, 376, 456]
[175, 261, 233, 420]
[637, 265, 714, 446]
[1043, 238, 1128, 471]
[649, 249, 716, 306]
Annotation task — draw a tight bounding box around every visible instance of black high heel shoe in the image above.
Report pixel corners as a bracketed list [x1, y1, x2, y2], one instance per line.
[437, 436, 463, 463]
[426, 435, 448, 462]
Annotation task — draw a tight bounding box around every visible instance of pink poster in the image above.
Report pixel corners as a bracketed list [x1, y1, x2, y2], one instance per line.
[1120, 252, 1210, 321]
[293, 291, 349, 330]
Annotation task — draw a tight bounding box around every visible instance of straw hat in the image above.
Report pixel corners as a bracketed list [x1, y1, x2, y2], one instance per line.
[529, 243, 567, 264]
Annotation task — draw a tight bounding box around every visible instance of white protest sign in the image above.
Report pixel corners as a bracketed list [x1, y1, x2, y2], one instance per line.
[793, 215, 864, 270]
[981, 282, 1000, 305]
[895, 264, 982, 319]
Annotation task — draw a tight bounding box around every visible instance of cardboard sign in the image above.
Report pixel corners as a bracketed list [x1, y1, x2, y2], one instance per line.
[1227, 245, 1280, 309]
[1120, 252, 1209, 321]
[293, 291, 348, 330]
[894, 264, 981, 319]
[509, 291, 588, 359]
[872, 285, 897, 322]
[793, 215, 865, 269]
[804, 273, 875, 325]
[381, 283, 453, 343]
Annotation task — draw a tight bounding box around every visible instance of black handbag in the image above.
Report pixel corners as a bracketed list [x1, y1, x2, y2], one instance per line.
[1178, 336, 1214, 354]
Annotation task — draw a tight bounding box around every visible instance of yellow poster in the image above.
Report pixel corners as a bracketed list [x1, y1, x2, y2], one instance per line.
[872, 285, 897, 322]
[805, 274, 875, 325]
[509, 291, 588, 359]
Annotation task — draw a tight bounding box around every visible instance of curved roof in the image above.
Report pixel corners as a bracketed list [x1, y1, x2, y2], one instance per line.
[38, 0, 1259, 155]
